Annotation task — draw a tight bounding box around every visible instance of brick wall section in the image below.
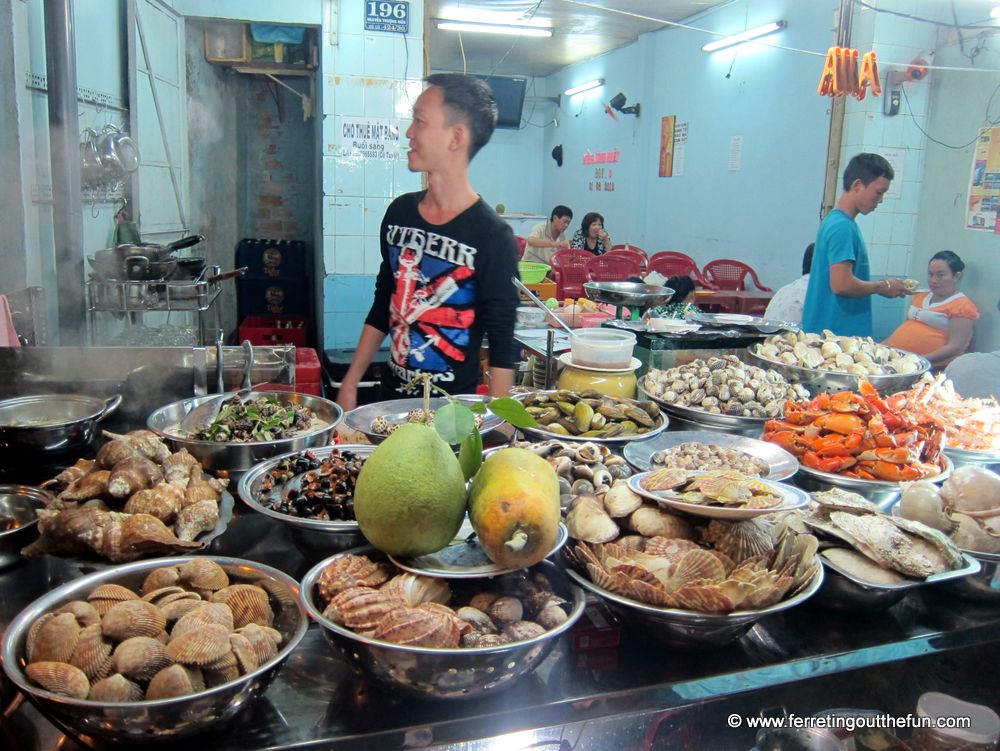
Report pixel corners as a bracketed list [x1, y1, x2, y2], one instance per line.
[242, 79, 314, 241]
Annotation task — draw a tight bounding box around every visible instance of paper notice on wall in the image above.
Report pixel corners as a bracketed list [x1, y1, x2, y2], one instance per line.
[673, 122, 688, 177]
[967, 127, 1000, 232]
[728, 135, 743, 171]
[340, 116, 401, 160]
[880, 147, 904, 200]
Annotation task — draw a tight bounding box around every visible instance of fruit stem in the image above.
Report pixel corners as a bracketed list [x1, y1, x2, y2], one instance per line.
[504, 528, 529, 553]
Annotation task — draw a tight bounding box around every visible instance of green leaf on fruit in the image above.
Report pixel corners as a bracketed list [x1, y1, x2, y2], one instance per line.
[433, 401, 476, 445]
[487, 397, 538, 429]
[458, 429, 483, 481]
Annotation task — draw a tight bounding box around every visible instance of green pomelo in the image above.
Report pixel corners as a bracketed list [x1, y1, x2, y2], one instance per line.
[353, 423, 467, 557]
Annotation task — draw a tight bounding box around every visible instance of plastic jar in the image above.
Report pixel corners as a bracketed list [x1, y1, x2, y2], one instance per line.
[557, 364, 638, 399]
[910, 692, 1000, 751]
[569, 329, 636, 369]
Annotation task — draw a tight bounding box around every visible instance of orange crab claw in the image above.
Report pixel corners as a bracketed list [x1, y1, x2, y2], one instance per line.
[856, 447, 916, 465]
[812, 432, 866, 456]
[764, 431, 814, 456]
[851, 459, 922, 482]
[811, 412, 865, 436]
[802, 451, 857, 474]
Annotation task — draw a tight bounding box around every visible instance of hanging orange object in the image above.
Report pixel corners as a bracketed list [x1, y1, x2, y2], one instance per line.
[818, 47, 880, 98]
[856, 51, 882, 99]
[817, 47, 839, 96]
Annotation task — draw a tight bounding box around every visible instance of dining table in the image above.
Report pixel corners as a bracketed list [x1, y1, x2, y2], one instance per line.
[695, 289, 774, 316]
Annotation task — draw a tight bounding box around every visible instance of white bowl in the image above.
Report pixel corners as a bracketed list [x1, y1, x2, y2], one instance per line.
[569, 329, 636, 370]
[516, 306, 548, 326]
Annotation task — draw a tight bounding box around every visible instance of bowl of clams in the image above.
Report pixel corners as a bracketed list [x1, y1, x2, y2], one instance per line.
[1, 556, 308, 743]
[300, 548, 585, 699]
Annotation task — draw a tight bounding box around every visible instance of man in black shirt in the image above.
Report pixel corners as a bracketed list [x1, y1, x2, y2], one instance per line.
[335, 74, 519, 409]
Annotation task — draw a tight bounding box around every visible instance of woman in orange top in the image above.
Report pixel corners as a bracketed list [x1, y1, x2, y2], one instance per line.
[884, 250, 979, 368]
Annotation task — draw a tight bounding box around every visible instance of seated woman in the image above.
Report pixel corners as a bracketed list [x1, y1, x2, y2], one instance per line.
[884, 250, 979, 368]
[569, 212, 612, 255]
[647, 275, 698, 319]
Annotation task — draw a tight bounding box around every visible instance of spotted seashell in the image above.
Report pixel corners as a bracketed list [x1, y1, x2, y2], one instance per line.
[69, 623, 114, 681]
[177, 559, 229, 595]
[29, 612, 81, 664]
[166, 623, 231, 666]
[322, 586, 404, 635]
[381, 573, 451, 607]
[171, 603, 234, 639]
[140, 566, 181, 595]
[112, 636, 173, 682]
[101, 600, 166, 641]
[88, 583, 140, 616]
[88, 673, 144, 703]
[56, 600, 101, 628]
[374, 603, 466, 648]
[317, 555, 393, 602]
[146, 664, 204, 700]
[25, 661, 90, 699]
[210, 584, 272, 629]
[236, 624, 280, 666]
[228, 633, 259, 675]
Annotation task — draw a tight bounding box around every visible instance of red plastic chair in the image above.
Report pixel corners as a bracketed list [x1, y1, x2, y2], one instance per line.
[648, 254, 717, 289]
[513, 235, 527, 260]
[650, 250, 696, 266]
[585, 253, 643, 283]
[702, 259, 773, 291]
[549, 249, 592, 299]
[603, 248, 648, 275]
[610, 244, 647, 256]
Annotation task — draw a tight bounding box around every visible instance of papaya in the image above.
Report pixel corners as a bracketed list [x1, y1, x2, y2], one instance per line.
[468, 447, 561, 569]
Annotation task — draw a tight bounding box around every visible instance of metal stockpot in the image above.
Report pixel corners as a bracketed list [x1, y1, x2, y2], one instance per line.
[0, 394, 122, 456]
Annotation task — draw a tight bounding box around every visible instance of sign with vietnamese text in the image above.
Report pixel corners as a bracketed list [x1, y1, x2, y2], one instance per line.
[582, 150, 619, 165]
[341, 116, 401, 160]
[365, 1, 409, 34]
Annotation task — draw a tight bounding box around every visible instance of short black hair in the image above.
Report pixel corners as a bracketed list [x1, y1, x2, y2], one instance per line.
[802, 243, 815, 275]
[930, 250, 965, 275]
[842, 153, 894, 191]
[424, 73, 497, 160]
[666, 275, 695, 300]
[551, 205, 572, 221]
[579, 211, 604, 236]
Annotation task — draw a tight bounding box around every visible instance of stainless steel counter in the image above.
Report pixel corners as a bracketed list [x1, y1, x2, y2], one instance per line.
[3, 505, 1000, 751]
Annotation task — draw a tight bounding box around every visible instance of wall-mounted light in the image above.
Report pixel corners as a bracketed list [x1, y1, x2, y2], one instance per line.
[702, 20, 787, 52]
[991, 5, 1000, 18]
[609, 92, 640, 117]
[435, 19, 552, 37]
[563, 79, 604, 96]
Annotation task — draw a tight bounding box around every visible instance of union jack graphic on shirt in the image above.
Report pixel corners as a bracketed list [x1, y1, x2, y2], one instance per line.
[385, 225, 478, 378]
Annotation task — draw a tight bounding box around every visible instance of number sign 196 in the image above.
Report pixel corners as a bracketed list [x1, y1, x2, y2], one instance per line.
[365, 1, 409, 33]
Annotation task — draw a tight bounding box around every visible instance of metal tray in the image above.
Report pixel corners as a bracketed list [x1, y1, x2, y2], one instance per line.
[627, 472, 809, 520]
[515, 390, 668, 445]
[637, 380, 769, 432]
[745, 345, 929, 396]
[688, 312, 798, 333]
[795, 455, 953, 509]
[944, 445, 1000, 470]
[940, 549, 1000, 602]
[342, 395, 503, 445]
[623, 430, 799, 480]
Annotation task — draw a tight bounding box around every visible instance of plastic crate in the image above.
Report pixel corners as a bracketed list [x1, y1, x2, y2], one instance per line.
[238, 315, 309, 346]
[295, 347, 321, 383]
[236, 239, 307, 279]
[237, 278, 308, 316]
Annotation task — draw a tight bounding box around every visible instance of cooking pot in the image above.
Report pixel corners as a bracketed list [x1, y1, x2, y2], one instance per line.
[171, 257, 207, 281]
[97, 234, 203, 264]
[88, 253, 177, 281]
[0, 394, 122, 457]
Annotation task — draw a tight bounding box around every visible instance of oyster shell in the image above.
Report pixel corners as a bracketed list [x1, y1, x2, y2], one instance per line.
[702, 519, 775, 563]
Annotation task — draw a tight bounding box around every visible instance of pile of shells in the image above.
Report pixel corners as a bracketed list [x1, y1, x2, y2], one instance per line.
[511, 439, 632, 508]
[315, 554, 572, 648]
[372, 409, 485, 437]
[20, 560, 283, 702]
[642, 355, 809, 418]
[651, 441, 769, 477]
[520, 389, 663, 438]
[753, 330, 924, 376]
[254, 448, 366, 521]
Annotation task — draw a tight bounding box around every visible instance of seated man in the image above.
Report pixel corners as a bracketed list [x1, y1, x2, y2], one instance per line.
[944, 298, 1000, 399]
[523, 205, 572, 264]
[764, 243, 813, 324]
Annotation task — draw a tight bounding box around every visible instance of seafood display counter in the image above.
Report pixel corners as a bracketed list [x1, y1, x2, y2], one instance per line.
[3, 508, 1000, 751]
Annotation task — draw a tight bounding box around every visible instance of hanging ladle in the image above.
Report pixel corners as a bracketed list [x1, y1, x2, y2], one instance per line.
[511, 276, 574, 336]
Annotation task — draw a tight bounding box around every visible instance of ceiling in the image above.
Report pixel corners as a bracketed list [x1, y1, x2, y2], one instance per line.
[425, 0, 729, 78]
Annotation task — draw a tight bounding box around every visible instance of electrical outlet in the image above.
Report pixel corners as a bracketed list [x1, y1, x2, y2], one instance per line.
[883, 74, 901, 116]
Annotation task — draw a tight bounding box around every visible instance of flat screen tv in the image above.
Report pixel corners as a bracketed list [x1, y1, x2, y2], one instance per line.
[477, 75, 527, 129]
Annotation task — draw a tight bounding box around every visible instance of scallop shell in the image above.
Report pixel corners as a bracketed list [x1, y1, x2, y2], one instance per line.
[210, 584, 273, 629]
[627, 506, 695, 540]
[374, 604, 464, 648]
[660, 549, 727, 593]
[88, 673, 145, 703]
[25, 661, 90, 699]
[166, 623, 232, 666]
[229, 633, 259, 675]
[603, 481, 643, 518]
[702, 519, 775, 563]
[322, 586, 404, 634]
[643, 536, 700, 561]
[316, 554, 394, 602]
[141, 566, 181, 595]
[56, 600, 101, 628]
[101, 599, 166, 641]
[171, 603, 235, 638]
[236, 624, 281, 666]
[174, 499, 220, 542]
[627, 578, 678, 607]
[113, 636, 173, 682]
[88, 583, 140, 615]
[177, 559, 229, 593]
[29, 612, 81, 664]
[146, 664, 205, 700]
[69, 623, 114, 681]
[381, 573, 451, 606]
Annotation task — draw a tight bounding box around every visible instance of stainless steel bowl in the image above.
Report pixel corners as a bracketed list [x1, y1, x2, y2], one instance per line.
[237, 444, 370, 559]
[1, 555, 308, 743]
[622, 430, 799, 480]
[564, 558, 824, 649]
[582, 281, 674, 308]
[637, 380, 767, 437]
[939, 550, 1000, 602]
[147, 392, 342, 475]
[515, 389, 669, 445]
[0, 393, 122, 456]
[0, 486, 49, 569]
[944, 446, 1000, 473]
[301, 549, 586, 699]
[342, 395, 503, 445]
[745, 346, 930, 396]
[794, 455, 954, 510]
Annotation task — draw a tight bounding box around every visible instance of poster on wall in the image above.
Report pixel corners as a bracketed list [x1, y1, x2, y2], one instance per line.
[673, 122, 688, 177]
[583, 150, 619, 192]
[880, 147, 904, 201]
[966, 127, 1000, 232]
[340, 116, 401, 160]
[659, 116, 676, 177]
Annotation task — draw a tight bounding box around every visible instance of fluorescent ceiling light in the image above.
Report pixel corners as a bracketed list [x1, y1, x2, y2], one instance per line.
[564, 79, 604, 96]
[992, 5, 1000, 18]
[702, 21, 787, 52]
[435, 20, 552, 37]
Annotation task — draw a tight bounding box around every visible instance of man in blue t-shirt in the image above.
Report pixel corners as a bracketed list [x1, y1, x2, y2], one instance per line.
[802, 153, 908, 336]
